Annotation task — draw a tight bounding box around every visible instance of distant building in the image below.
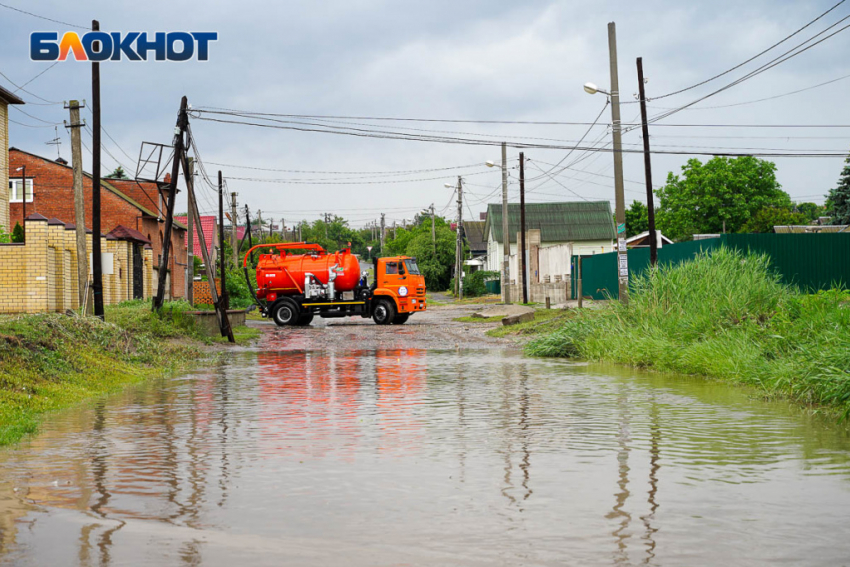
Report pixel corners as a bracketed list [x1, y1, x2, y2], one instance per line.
[626, 230, 673, 248]
[0, 84, 24, 230]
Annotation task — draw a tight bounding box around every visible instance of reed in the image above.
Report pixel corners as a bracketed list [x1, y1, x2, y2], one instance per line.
[527, 248, 850, 417]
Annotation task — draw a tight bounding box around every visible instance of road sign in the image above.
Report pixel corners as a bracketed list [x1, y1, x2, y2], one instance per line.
[617, 223, 626, 234]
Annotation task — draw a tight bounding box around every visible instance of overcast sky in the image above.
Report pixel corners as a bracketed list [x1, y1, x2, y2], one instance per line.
[2, 0, 849, 229]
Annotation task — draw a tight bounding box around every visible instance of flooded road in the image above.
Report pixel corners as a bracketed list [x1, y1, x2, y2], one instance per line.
[2, 320, 850, 565]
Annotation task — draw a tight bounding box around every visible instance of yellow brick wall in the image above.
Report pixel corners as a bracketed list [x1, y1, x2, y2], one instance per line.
[0, 218, 157, 314]
[0, 102, 8, 231]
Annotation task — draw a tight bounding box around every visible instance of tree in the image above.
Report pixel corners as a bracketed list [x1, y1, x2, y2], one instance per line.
[793, 202, 825, 223]
[11, 222, 24, 243]
[108, 166, 129, 179]
[655, 156, 791, 241]
[825, 150, 850, 225]
[740, 206, 807, 233]
[624, 200, 648, 238]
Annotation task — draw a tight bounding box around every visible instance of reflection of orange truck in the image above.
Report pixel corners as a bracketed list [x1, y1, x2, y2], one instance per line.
[245, 243, 427, 326]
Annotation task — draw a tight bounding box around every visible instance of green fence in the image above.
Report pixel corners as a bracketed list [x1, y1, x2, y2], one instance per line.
[572, 234, 850, 300]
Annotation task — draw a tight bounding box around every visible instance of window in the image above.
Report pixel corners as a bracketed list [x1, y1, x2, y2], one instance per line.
[404, 259, 421, 275]
[385, 262, 398, 275]
[9, 179, 33, 203]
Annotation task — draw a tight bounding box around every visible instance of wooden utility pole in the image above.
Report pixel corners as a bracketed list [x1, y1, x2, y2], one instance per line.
[218, 171, 229, 310]
[519, 153, 528, 304]
[91, 20, 104, 319]
[455, 176, 464, 300]
[501, 142, 511, 304]
[186, 158, 195, 305]
[608, 22, 629, 304]
[66, 100, 88, 310]
[257, 209, 263, 242]
[231, 192, 238, 267]
[153, 96, 188, 312]
[380, 213, 385, 253]
[637, 57, 658, 266]
[181, 154, 233, 342]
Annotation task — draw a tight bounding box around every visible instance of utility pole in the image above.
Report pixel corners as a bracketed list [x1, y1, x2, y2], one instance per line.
[637, 57, 658, 266]
[430, 203, 436, 254]
[66, 100, 88, 310]
[280, 217, 285, 241]
[218, 171, 228, 310]
[380, 213, 385, 253]
[91, 20, 104, 319]
[455, 176, 464, 300]
[181, 153, 233, 342]
[501, 142, 511, 304]
[231, 192, 238, 267]
[153, 96, 188, 312]
[519, 153, 528, 304]
[257, 209, 263, 243]
[608, 21, 629, 304]
[186, 158, 194, 305]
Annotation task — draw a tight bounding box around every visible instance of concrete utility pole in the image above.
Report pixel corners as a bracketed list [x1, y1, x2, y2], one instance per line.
[519, 153, 528, 304]
[637, 56, 658, 266]
[153, 95, 188, 312]
[380, 213, 385, 253]
[218, 170, 228, 310]
[186, 158, 195, 305]
[455, 176, 464, 300]
[280, 217, 285, 240]
[501, 142, 511, 304]
[430, 203, 436, 254]
[91, 20, 104, 319]
[66, 100, 88, 310]
[257, 210, 263, 245]
[231, 192, 238, 267]
[608, 21, 629, 304]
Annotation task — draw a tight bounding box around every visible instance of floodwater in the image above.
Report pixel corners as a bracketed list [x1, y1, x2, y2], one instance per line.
[1, 332, 850, 566]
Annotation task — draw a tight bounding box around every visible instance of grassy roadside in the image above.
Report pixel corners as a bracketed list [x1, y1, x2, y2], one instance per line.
[454, 310, 570, 338]
[0, 300, 256, 446]
[525, 248, 850, 418]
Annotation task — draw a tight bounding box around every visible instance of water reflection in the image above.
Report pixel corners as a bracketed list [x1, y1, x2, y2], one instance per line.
[0, 347, 848, 565]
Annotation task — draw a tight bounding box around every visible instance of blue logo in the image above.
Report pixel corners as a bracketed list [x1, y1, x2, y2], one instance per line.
[31, 31, 218, 62]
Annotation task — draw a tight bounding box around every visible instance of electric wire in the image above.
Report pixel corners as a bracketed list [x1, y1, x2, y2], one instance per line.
[0, 1, 88, 29]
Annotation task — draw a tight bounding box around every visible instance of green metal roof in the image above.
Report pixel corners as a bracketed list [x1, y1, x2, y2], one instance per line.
[483, 201, 616, 244]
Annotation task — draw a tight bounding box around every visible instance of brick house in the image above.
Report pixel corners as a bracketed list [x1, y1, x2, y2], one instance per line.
[0, 85, 24, 230]
[8, 148, 188, 299]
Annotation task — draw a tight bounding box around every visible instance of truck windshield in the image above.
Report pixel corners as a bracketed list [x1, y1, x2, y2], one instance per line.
[404, 259, 421, 275]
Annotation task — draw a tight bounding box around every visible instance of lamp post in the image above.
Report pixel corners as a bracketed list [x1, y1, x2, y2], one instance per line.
[584, 21, 629, 305]
[486, 141, 511, 304]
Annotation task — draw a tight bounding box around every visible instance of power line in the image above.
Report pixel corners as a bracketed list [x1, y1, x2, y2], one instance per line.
[203, 160, 493, 177]
[652, 0, 847, 100]
[0, 69, 63, 105]
[0, 1, 88, 29]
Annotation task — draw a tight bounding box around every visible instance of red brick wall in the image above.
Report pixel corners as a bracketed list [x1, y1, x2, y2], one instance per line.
[9, 149, 187, 298]
[193, 279, 221, 305]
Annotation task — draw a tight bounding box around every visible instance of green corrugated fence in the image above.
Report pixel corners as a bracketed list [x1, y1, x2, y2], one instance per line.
[572, 234, 850, 300]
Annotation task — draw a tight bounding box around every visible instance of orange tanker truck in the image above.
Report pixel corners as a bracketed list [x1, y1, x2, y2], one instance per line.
[243, 242, 427, 326]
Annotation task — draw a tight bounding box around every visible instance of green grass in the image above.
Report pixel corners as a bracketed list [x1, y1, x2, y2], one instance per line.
[0, 300, 258, 446]
[487, 309, 572, 338]
[526, 248, 850, 418]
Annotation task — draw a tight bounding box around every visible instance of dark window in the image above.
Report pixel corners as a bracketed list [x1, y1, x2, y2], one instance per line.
[385, 262, 398, 275]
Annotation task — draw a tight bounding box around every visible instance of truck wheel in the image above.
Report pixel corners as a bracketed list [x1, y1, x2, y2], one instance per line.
[272, 299, 299, 326]
[392, 314, 410, 325]
[372, 299, 396, 325]
[296, 313, 314, 326]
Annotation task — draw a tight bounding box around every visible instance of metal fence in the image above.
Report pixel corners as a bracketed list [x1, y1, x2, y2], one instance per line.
[572, 234, 850, 300]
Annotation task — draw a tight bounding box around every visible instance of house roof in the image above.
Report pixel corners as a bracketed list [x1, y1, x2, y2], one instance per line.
[626, 230, 674, 246]
[8, 148, 186, 231]
[0, 85, 25, 105]
[464, 221, 486, 251]
[483, 201, 616, 244]
[106, 225, 152, 244]
[175, 215, 217, 257]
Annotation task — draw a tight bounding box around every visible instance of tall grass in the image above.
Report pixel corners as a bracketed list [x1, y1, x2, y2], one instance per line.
[527, 248, 850, 417]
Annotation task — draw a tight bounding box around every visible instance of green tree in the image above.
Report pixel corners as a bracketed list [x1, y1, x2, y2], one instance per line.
[655, 156, 790, 241]
[793, 202, 824, 223]
[0, 225, 10, 244]
[624, 200, 648, 238]
[740, 206, 807, 233]
[825, 150, 850, 225]
[108, 166, 129, 179]
[11, 222, 24, 243]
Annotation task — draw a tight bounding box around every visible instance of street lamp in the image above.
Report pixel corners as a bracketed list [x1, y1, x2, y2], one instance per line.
[584, 21, 628, 305]
[485, 146, 511, 304]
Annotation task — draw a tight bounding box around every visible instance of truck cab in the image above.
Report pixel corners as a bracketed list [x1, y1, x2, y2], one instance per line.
[370, 256, 427, 324]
